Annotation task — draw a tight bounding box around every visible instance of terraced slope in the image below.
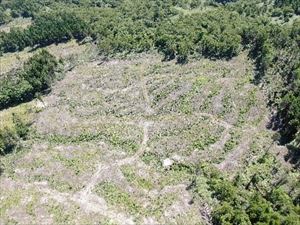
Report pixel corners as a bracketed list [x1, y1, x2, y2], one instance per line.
[0, 52, 286, 224]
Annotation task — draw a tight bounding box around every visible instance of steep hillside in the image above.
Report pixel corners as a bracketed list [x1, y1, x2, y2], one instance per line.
[1, 50, 297, 224]
[1, 1, 300, 224]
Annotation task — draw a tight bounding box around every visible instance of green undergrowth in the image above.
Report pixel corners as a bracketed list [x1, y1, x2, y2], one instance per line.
[0, 190, 22, 218]
[31, 174, 81, 193]
[94, 182, 143, 217]
[224, 129, 242, 153]
[160, 163, 196, 186]
[146, 193, 178, 220]
[25, 191, 40, 218]
[121, 165, 154, 190]
[46, 200, 77, 225]
[179, 76, 209, 114]
[149, 115, 224, 158]
[141, 152, 196, 186]
[200, 83, 222, 112]
[236, 88, 258, 126]
[192, 133, 218, 151]
[152, 82, 181, 107]
[0, 103, 34, 156]
[52, 149, 98, 175]
[34, 131, 139, 155]
[142, 152, 162, 168]
[94, 181, 179, 222]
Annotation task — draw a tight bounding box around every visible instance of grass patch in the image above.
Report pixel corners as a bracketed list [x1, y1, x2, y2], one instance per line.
[94, 182, 143, 216]
[0, 190, 22, 217]
[160, 163, 196, 186]
[0, 103, 33, 131]
[52, 149, 98, 175]
[179, 76, 209, 114]
[0, 103, 34, 155]
[152, 82, 180, 106]
[200, 83, 221, 111]
[0, 51, 33, 75]
[224, 129, 242, 153]
[236, 88, 257, 126]
[192, 133, 218, 151]
[142, 152, 162, 168]
[46, 200, 76, 225]
[121, 165, 154, 190]
[220, 92, 233, 117]
[25, 189, 41, 218]
[32, 174, 80, 193]
[94, 181, 180, 221]
[37, 131, 139, 154]
[97, 218, 118, 225]
[146, 193, 178, 219]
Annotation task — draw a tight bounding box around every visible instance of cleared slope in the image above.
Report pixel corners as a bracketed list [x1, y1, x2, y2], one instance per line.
[0, 52, 291, 224]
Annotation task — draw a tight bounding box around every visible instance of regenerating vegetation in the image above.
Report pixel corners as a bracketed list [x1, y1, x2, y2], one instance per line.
[0, 0, 300, 224]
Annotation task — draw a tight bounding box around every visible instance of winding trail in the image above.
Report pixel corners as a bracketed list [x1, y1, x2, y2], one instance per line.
[26, 121, 152, 224]
[41, 120, 153, 224]
[118, 121, 152, 166]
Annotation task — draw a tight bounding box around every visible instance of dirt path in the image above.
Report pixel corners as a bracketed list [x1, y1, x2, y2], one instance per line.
[56, 120, 153, 223]
[217, 127, 257, 171]
[79, 164, 111, 196]
[34, 181, 135, 225]
[118, 121, 152, 166]
[209, 129, 232, 152]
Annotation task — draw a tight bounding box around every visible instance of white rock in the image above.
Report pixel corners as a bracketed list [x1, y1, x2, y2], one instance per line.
[171, 154, 182, 162]
[163, 158, 174, 168]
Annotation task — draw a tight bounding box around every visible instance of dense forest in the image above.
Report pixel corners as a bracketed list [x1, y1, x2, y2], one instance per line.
[0, 50, 59, 109]
[0, 0, 299, 224]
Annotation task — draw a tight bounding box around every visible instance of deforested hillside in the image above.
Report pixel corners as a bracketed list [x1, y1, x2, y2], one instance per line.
[0, 1, 299, 225]
[1, 51, 295, 224]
